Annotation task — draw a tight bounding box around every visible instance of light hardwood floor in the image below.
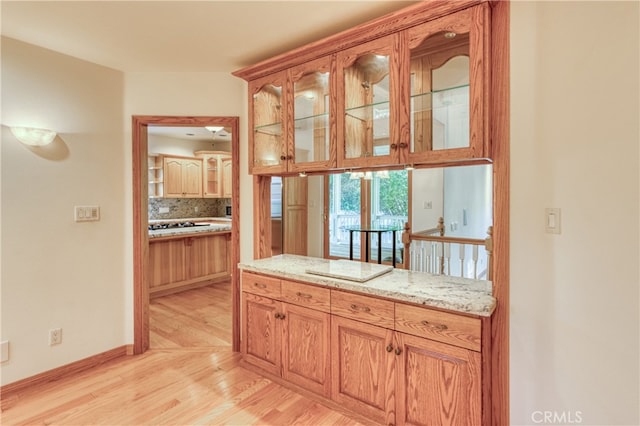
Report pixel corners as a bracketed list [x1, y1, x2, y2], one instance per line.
[1, 284, 367, 425]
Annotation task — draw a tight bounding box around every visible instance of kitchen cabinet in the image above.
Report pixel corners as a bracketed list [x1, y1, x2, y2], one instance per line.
[195, 151, 231, 198]
[241, 272, 332, 397]
[249, 71, 287, 174]
[240, 270, 487, 425]
[163, 156, 203, 198]
[337, 34, 401, 168]
[248, 57, 335, 175]
[331, 290, 482, 426]
[148, 154, 164, 198]
[149, 231, 231, 297]
[221, 155, 232, 198]
[405, 5, 488, 164]
[237, 3, 490, 174]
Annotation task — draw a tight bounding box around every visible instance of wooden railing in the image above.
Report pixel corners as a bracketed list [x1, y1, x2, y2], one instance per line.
[401, 218, 493, 281]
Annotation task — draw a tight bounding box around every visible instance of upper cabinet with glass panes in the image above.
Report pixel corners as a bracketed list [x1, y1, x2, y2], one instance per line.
[405, 5, 488, 164]
[248, 56, 335, 175]
[236, 2, 490, 174]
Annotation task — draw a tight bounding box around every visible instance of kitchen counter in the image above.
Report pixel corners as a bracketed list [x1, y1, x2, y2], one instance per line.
[148, 217, 231, 239]
[239, 254, 495, 317]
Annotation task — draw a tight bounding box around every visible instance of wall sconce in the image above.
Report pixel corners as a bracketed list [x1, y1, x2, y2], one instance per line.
[10, 126, 56, 146]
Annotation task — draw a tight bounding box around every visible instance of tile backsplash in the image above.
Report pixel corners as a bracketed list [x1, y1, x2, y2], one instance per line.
[149, 198, 230, 220]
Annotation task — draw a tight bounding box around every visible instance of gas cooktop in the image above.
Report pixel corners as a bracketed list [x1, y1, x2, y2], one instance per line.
[148, 221, 209, 231]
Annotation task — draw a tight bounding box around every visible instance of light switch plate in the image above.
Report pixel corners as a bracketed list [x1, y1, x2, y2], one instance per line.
[74, 206, 100, 222]
[545, 208, 561, 234]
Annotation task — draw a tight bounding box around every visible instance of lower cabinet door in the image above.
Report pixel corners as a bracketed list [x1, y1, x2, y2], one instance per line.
[281, 303, 331, 397]
[395, 332, 482, 426]
[242, 292, 281, 376]
[331, 315, 395, 425]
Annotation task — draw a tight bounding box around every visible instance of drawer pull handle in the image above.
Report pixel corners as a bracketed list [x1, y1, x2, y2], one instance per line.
[386, 344, 394, 353]
[274, 312, 286, 320]
[421, 320, 448, 330]
[296, 292, 313, 299]
[395, 347, 402, 356]
[350, 304, 371, 313]
[254, 283, 267, 289]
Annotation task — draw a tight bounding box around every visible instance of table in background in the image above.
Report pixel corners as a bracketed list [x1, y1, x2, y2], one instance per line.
[346, 227, 400, 267]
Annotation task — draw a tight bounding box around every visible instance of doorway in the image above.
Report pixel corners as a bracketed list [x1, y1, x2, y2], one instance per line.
[132, 116, 240, 354]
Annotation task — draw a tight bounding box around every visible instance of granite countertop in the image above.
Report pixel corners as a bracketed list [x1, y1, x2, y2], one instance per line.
[239, 254, 496, 317]
[148, 217, 231, 239]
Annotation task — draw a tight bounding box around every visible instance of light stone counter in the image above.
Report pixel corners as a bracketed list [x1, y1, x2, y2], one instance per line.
[239, 254, 495, 317]
[148, 218, 231, 239]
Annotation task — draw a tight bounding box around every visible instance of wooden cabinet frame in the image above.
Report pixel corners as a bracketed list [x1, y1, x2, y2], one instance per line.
[236, 2, 510, 424]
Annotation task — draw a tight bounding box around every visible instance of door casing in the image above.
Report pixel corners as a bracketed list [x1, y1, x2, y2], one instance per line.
[132, 115, 241, 354]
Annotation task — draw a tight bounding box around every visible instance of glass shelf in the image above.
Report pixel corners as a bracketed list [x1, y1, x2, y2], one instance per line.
[294, 112, 329, 130]
[345, 100, 390, 122]
[254, 122, 283, 136]
[411, 84, 469, 114]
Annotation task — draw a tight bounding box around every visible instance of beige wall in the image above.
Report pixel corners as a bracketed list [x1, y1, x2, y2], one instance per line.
[1, 37, 127, 384]
[1, 2, 639, 424]
[510, 2, 639, 424]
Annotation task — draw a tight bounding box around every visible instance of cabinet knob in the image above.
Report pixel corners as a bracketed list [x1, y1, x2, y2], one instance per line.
[386, 344, 394, 353]
[280, 155, 286, 161]
[390, 143, 397, 149]
[274, 313, 281, 319]
[398, 142, 408, 148]
[395, 347, 402, 355]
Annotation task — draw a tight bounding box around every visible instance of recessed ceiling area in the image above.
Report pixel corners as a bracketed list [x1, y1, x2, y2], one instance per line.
[148, 126, 231, 143]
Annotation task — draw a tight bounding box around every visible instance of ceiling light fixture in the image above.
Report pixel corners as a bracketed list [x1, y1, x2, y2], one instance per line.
[205, 126, 224, 133]
[10, 126, 57, 146]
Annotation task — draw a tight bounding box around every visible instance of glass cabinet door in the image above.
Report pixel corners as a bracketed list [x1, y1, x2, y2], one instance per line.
[407, 5, 487, 163]
[250, 72, 286, 173]
[289, 56, 333, 172]
[337, 35, 399, 168]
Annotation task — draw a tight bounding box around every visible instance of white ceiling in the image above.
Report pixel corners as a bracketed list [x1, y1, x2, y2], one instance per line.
[1, 1, 419, 73]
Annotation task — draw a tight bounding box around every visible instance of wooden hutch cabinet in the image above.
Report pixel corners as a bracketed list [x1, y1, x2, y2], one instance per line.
[234, 1, 509, 425]
[238, 2, 490, 174]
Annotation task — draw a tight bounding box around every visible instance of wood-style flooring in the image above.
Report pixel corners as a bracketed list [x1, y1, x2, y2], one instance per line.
[1, 284, 367, 426]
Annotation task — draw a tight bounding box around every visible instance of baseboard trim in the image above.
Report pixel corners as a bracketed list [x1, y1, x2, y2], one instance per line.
[0, 345, 129, 397]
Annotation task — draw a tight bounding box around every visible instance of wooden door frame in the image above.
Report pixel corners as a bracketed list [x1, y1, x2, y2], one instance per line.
[132, 115, 241, 354]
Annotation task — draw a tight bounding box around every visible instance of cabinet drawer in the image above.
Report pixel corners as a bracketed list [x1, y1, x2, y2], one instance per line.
[281, 280, 330, 313]
[242, 271, 281, 297]
[331, 290, 394, 329]
[395, 303, 481, 351]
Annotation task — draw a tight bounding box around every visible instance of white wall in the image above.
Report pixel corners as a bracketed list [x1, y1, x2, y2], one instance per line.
[510, 2, 639, 425]
[1, 37, 126, 384]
